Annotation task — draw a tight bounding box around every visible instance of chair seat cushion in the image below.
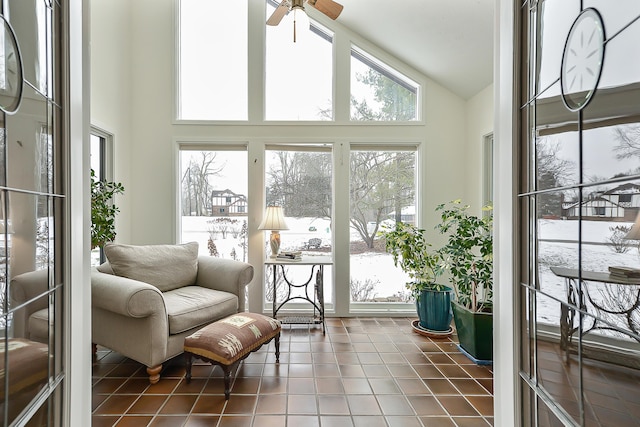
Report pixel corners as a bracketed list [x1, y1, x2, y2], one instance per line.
[28, 309, 49, 344]
[164, 286, 238, 335]
[184, 312, 281, 365]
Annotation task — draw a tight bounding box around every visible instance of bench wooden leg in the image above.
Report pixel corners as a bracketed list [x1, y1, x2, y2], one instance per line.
[147, 364, 162, 384]
[223, 362, 239, 400]
[184, 353, 193, 383]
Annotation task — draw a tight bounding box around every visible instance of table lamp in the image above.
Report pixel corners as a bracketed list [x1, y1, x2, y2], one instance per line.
[258, 206, 289, 258]
[624, 211, 640, 247]
[0, 219, 13, 234]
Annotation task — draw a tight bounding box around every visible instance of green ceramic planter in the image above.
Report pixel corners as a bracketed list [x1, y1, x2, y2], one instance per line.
[416, 286, 453, 332]
[451, 300, 493, 362]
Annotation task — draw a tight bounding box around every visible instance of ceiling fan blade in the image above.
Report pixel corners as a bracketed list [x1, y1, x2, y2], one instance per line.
[267, 0, 291, 26]
[308, 0, 343, 20]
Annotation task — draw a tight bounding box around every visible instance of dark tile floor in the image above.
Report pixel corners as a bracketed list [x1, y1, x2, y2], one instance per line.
[92, 318, 494, 427]
[535, 339, 640, 427]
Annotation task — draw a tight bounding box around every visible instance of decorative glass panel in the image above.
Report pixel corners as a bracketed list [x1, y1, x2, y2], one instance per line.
[521, 2, 640, 425]
[7, 0, 50, 94]
[0, 1, 63, 423]
[5, 85, 49, 193]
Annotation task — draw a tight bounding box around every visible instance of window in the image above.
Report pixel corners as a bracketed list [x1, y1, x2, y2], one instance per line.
[178, 0, 248, 120]
[520, 4, 640, 426]
[349, 147, 417, 307]
[90, 129, 113, 266]
[1, 1, 64, 424]
[265, 1, 333, 120]
[263, 145, 333, 308]
[179, 148, 248, 261]
[483, 134, 493, 209]
[350, 46, 419, 121]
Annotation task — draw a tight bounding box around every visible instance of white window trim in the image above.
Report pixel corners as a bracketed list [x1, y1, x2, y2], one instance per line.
[173, 0, 426, 126]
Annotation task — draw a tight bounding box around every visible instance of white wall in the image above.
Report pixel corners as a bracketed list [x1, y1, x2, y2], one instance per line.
[90, 0, 133, 244]
[465, 83, 494, 213]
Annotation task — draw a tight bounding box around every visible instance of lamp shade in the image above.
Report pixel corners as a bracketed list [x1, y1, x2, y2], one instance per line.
[624, 211, 640, 240]
[258, 206, 289, 231]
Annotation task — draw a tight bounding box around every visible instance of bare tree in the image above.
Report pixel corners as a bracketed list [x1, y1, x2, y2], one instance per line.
[265, 266, 291, 303]
[613, 124, 640, 160]
[607, 225, 632, 254]
[266, 151, 332, 218]
[536, 137, 576, 217]
[350, 151, 414, 248]
[208, 217, 239, 239]
[350, 278, 378, 302]
[181, 152, 225, 216]
[237, 220, 248, 262]
[207, 238, 219, 257]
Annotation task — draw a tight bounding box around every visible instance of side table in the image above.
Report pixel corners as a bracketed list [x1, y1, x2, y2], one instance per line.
[266, 255, 332, 334]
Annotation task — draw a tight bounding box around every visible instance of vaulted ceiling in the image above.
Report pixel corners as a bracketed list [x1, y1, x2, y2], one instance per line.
[334, 0, 495, 100]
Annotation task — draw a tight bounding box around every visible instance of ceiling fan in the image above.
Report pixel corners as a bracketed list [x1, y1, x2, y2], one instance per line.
[267, 0, 344, 41]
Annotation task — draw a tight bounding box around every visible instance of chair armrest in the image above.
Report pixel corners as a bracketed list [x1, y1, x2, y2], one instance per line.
[91, 271, 166, 318]
[10, 269, 49, 305]
[10, 269, 50, 339]
[196, 256, 254, 311]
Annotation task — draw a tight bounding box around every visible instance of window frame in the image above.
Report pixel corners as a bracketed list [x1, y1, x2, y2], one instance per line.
[90, 127, 115, 265]
[174, 1, 425, 126]
[347, 143, 420, 314]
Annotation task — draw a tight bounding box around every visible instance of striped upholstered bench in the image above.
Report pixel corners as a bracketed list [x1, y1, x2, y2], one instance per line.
[183, 312, 281, 399]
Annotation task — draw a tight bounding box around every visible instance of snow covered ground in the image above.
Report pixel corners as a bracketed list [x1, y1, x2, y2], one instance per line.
[536, 218, 639, 342]
[181, 215, 639, 339]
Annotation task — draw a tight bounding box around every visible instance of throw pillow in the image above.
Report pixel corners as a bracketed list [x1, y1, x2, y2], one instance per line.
[103, 242, 199, 292]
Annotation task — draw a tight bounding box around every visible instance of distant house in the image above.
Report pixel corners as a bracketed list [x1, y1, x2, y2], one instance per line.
[388, 206, 415, 224]
[562, 183, 640, 221]
[601, 183, 640, 209]
[210, 189, 247, 216]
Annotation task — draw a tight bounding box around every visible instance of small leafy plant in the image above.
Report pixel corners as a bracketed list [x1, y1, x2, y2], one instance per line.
[436, 200, 493, 312]
[91, 169, 125, 249]
[381, 221, 444, 297]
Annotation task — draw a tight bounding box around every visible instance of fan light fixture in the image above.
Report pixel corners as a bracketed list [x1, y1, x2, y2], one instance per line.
[291, 1, 310, 43]
[267, 0, 343, 43]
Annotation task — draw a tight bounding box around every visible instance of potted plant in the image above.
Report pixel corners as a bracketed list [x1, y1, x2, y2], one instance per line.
[382, 221, 453, 334]
[91, 168, 125, 250]
[436, 200, 493, 362]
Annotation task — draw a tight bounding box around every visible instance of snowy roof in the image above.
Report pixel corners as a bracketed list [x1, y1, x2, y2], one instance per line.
[563, 197, 622, 209]
[603, 183, 640, 195]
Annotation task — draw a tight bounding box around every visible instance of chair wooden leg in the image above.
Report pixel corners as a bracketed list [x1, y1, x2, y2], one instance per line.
[147, 364, 162, 384]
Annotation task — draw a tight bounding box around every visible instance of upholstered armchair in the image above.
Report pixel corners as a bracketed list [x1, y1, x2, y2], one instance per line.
[10, 269, 50, 344]
[91, 242, 254, 384]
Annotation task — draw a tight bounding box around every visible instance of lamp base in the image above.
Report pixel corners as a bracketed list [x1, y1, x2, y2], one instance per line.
[269, 230, 281, 258]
